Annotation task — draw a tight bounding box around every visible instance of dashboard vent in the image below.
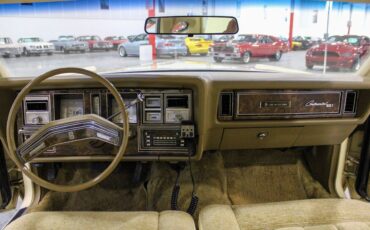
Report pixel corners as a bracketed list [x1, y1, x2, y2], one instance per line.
[219, 92, 233, 117]
[344, 91, 357, 114]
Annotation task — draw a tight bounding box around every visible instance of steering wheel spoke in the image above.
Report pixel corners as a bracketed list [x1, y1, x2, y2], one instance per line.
[17, 114, 123, 163]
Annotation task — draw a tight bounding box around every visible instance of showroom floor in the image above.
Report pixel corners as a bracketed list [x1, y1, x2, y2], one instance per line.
[0, 50, 348, 78]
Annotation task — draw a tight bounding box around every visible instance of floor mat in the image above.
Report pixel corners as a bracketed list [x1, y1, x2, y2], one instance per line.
[223, 149, 331, 204]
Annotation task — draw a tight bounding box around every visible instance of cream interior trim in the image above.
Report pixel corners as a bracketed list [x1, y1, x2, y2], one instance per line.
[335, 138, 349, 198]
[1, 71, 370, 162]
[20, 168, 35, 209]
[359, 54, 370, 78]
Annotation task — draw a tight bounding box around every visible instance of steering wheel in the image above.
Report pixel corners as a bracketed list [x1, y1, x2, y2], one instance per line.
[6, 68, 129, 192]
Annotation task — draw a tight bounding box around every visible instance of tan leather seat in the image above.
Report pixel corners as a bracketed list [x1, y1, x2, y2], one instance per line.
[5, 210, 196, 230]
[199, 199, 370, 230]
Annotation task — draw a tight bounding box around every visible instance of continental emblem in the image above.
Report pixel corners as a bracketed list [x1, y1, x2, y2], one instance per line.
[305, 100, 334, 108]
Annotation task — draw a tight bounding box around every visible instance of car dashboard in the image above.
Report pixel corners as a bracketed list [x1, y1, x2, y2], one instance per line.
[5, 71, 370, 163]
[18, 88, 196, 162]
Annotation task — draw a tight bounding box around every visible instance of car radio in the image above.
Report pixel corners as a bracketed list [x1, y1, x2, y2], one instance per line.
[138, 125, 195, 155]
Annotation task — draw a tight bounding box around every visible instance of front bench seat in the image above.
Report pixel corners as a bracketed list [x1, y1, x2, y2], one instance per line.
[199, 199, 370, 230]
[5, 210, 196, 230]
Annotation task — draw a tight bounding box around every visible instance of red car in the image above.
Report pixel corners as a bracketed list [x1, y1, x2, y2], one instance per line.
[211, 34, 287, 63]
[305, 35, 370, 71]
[77, 35, 113, 51]
[104, 36, 128, 49]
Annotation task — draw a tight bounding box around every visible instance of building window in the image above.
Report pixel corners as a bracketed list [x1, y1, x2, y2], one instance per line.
[100, 0, 109, 10]
[312, 10, 318, 23]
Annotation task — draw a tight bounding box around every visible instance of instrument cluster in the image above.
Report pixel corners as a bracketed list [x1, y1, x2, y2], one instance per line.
[19, 88, 195, 160]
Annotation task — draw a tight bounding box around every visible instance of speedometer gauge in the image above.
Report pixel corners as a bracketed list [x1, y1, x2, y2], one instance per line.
[55, 94, 84, 119]
[111, 99, 137, 123]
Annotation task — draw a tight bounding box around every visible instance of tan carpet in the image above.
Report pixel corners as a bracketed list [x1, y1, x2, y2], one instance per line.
[31, 163, 147, 212]
[146, 152, 231, 220]
[30, 149, 331, 216]
[223, 149, 331, 204]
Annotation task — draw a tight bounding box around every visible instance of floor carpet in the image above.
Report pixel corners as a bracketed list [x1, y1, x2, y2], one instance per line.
[30, 149, 331, 217]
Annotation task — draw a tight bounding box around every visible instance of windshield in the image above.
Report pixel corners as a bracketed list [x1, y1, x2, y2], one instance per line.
[0, 0, 369, 78]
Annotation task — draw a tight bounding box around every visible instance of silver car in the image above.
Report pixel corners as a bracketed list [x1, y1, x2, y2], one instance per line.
[50, 36, 89, 54]
[0, 37, 22, 58]
[118, 34, 187, 57]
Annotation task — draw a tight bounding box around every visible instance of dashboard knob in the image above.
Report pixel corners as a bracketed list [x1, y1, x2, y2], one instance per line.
[175, 114, 183, 121]
[257, 132, 268, 140]
[32, 116, 42, 124]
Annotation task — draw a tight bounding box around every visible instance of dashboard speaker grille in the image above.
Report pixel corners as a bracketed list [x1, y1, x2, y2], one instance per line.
[344, 91, 357, 114]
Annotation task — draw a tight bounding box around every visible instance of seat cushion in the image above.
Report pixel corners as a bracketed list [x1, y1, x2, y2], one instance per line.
[5, 210, 195, 230]
[199, 199, 370, 230]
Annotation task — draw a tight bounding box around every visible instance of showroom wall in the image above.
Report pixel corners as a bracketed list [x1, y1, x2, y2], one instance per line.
[0, 0, 369, 41]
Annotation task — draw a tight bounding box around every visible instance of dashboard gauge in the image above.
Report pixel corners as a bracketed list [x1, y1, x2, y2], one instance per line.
[59, 98, 84, 119]
[112, 99, 137, 123]
[55, 94, 84, 119]
[92, 94, 100, 115]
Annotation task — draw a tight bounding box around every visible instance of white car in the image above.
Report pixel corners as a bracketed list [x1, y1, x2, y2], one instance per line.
[18, 37, 55, 56]
[0, 37, 22, 58]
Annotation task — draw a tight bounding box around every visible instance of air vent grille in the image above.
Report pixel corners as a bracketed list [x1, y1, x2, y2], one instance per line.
[219, 92, 233, 117]
[344, 91, 357, 114]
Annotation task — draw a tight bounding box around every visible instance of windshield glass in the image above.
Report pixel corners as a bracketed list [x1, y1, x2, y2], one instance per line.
[0, 0, 369, 78]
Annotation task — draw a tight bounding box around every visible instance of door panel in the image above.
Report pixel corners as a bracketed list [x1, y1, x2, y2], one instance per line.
[345, 126, 370, 200]
[0, 138, 11, 209]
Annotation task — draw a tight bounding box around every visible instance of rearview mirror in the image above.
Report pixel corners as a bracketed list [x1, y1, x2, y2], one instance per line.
[145, 16, 239, 35]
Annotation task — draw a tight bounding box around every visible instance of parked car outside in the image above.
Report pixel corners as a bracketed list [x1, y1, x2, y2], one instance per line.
[118, 34, 187, 57]
[291, 38, 303, 50]
[0, 37, 22, 58]
[211, 34, 287, 63]
[18, 37, 54, 56]
[104, 36, 128, 49]
[209, 35, 234, 53]
[50, 36, 88, 54]
[76, 36, 113, 51]
[127, 35, 136, 42]
[184, 36, 212, 56]
[305, 35, 370, 71]
[292, 36, 321, 50]
[213, 35, 235, 43]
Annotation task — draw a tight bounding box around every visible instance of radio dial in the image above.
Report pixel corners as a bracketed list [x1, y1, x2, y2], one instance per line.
[32, 116, 43, 124]
[175, 114, 183, 121]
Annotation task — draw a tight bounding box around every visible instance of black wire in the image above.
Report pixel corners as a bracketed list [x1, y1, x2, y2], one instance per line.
[186, 144, 198, 216]
[188, 150, 196, 196]
[171, 170, 181, 210]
